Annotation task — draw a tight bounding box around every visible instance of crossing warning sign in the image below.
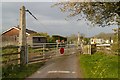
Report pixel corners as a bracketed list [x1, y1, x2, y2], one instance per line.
[60, 48, 64, 54]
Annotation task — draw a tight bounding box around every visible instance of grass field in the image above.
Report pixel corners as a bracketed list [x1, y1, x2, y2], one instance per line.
[2, 62, 44, 79]
[79, 52, 119, 78]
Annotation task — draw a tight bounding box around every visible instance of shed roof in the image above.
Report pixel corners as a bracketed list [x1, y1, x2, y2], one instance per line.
[52, 35, 67, 38]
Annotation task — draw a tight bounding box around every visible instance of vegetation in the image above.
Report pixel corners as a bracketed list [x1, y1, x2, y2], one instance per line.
[2, 46, 52, 79]
[2, 46, 19, 65]
[67, 33, 88, 44]
[2, 45, 18, 54]
[112, 28, 119, 54]
[31, 32, 49, 37]
[94, 32, 114, 40]
[53, 1, 120, 53]
[83, 38, 90, 45]
[2, 62, 44, 79]
[112, 33, 119, 53]
[79, 52, 119, 78]
[53, 2, 120, 26]
[67, 34, 77, 44]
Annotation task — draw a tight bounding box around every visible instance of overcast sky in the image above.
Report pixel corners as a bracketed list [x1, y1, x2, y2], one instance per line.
[1, 2, 118, 37]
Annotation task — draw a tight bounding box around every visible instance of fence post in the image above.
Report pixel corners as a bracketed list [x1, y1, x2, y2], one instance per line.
[18, 49, 20, 64]
[56, 43, 58, 49]
[88, 44, 91, 55]
[91, 44, 96, 54]
[43, 44, 45, 58]
[26, 44, 28, 64]
[90, 44, 91, 55]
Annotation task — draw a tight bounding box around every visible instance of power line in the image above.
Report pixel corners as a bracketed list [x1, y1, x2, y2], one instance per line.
[26, 9, 38, 20]
[25, 9, 49, 31]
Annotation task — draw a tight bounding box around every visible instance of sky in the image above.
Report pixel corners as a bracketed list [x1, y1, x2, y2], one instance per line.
[1, 2, 118, 37]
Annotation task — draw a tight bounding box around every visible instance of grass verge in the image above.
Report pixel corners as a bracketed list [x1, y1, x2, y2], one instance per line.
[79, 52, 119, 78]
[2, 62, 44, 80]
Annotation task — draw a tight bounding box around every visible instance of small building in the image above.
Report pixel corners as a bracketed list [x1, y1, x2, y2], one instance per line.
[90, 38, 105, 44]
[52, 35, 67, 44]
[1, 26, 47, 47]
[27, 36, 47, 46]
[2, 26, 37, 36]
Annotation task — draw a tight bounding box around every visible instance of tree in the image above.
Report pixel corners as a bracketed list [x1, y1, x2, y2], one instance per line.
[94, 32, 114, 40]
[67, 34, 78, 43]
[53, 1, 120, 51]
[31, 32, 49, 37]
[53, 2, 120, 26]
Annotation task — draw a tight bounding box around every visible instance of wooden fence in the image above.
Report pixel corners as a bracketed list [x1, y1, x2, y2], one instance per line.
[2, 52, 20, 64]
[1, 46, 20, 67]
[1, 43, 68, 66]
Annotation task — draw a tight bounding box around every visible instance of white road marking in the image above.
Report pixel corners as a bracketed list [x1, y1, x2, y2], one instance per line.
[37, 71, 41, 73]
[72, 52, 75, 54]
[48, 71, 76, 74]
[48, 71, 70, 74]
[72, 71, 76, 74]
[58, 71, 70, 73]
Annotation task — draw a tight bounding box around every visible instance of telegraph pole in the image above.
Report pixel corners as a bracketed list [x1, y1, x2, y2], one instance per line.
[77, 32, 80, 46]
[19, 6, 27, 66]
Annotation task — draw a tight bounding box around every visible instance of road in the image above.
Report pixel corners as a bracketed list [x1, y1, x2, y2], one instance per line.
[27, 51, 83, 78]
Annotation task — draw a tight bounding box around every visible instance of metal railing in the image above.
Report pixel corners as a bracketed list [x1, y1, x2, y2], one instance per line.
[28, 43, 65, 63]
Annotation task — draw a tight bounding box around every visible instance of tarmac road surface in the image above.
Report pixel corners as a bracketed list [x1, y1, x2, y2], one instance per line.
[27, 53, 83, 78]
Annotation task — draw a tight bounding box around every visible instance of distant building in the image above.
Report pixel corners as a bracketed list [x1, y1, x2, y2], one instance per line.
[52, 35, 67, 44]
[90, 37, 113, 44]
[90, 38, 104, 44]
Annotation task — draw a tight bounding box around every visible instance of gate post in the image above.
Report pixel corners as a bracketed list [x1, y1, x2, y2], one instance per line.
[91, 44, 96, 54]
[43, 44, 45, 58]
